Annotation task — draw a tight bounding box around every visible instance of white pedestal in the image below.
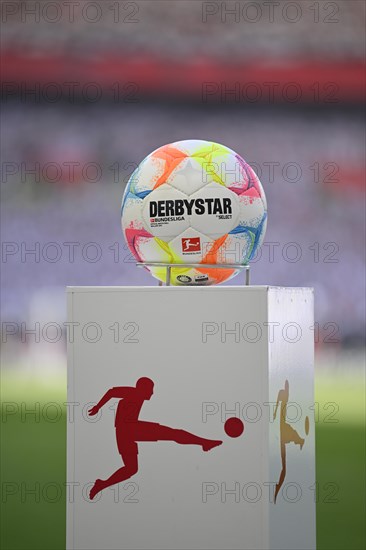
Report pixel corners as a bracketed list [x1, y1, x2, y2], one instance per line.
[67, 286, 316, 550]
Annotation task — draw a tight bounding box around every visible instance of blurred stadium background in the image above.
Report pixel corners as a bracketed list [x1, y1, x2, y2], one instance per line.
[1, 1, 365, 549]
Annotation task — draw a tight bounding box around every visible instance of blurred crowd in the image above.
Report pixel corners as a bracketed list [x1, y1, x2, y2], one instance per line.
[2, 0, 365, 61]
[1, 103, 365, 347]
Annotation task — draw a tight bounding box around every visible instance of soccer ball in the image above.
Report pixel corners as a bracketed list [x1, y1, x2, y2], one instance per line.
[121, 139, 267, 285]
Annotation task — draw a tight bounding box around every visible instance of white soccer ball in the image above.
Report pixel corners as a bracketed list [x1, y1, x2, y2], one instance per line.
[121, 139, 267, 285]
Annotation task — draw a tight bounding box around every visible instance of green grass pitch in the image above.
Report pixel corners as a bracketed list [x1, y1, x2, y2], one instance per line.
[1, 365, 365, 550]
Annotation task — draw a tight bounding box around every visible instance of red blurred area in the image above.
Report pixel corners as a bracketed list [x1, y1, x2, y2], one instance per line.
[2, 53, 364, 102]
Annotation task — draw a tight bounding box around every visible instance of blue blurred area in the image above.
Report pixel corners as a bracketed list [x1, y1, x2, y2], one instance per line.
[1, 104, 365, 350]
[2, 4, 365, 353]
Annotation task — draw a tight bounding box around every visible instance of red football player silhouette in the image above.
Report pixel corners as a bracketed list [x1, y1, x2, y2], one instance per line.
[182, 238, 201, 252]
[88, 377, 222, 500]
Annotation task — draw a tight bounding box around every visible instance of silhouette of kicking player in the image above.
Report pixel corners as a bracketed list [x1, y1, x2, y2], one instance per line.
[183, 239, 195, 251]
[88, 377, 222, 500]
[273, 379, 305, 503]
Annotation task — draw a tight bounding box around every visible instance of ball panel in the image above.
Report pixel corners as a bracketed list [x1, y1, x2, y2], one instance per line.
[196, 266, 237, 284]
[217, 231, 254, 265]
[250, 214, 267, 260]
[237, 195, 266, 229]
[134, 236, 174, 264]
[169, 228, 215, 263]
[191, 151, 233, 187]
[235, 155, 266, 202]
[167, 158, 211, 196]
[203, 152, 246, 189]
[189, 184, 240, 239]
[172, 139, 232, 158]
[148, 265, 195, 285]
[128, 157, 164, 195]
[124, 228, 154, 263]
[198, 234, 238, 283]
[121, 192, 145, 234]
[150, 144, 188, 190]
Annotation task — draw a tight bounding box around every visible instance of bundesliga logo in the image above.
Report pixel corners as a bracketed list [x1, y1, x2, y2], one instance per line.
[181, 237, 201, 253]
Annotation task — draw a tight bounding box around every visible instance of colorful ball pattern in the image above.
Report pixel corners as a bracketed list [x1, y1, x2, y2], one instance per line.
[121, 139, 267, 285]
